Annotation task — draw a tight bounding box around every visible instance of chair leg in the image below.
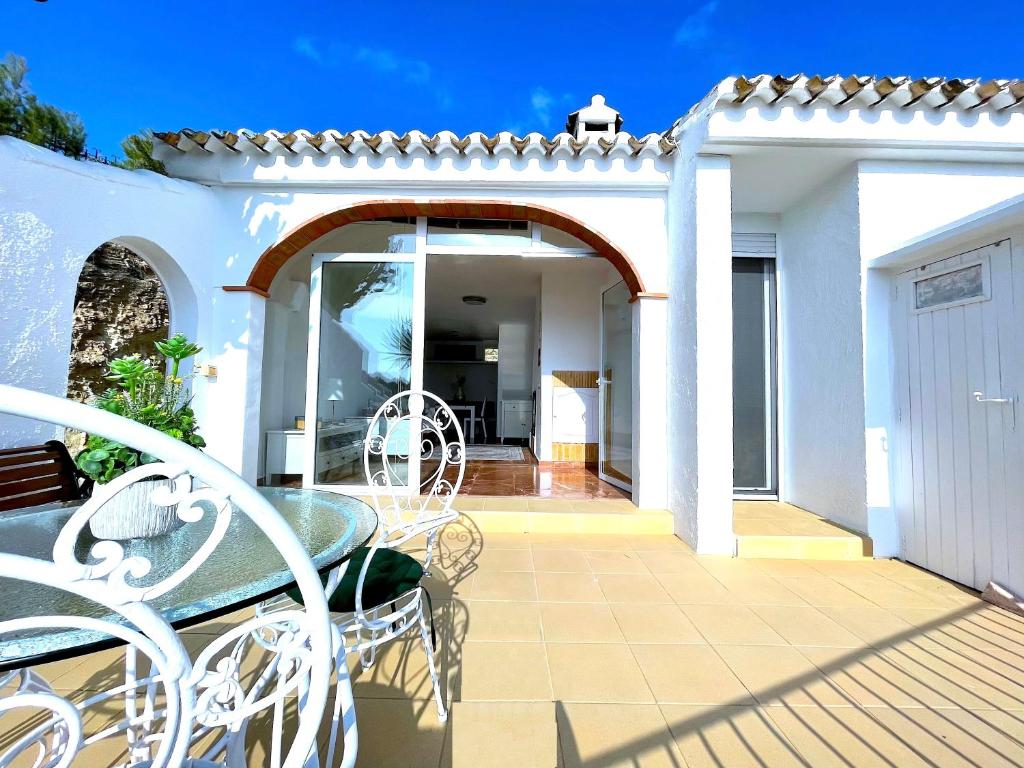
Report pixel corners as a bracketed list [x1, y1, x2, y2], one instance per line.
[326, 644, 359, 768]
[417, 595, 447, 722]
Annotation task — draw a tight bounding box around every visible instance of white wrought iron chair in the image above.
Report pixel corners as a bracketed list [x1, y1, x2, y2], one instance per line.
[0, 385, 340, 768]
[275, 390, 465, 750]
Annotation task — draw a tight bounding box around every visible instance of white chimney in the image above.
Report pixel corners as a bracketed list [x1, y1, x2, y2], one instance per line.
[565, 94, 623, 140]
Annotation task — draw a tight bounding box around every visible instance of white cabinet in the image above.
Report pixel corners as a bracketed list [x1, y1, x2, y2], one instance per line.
[266, 419, 371, 483]
[551, 388, 598, 443]
[500, 399, 531, 442]
[265, 429, 304, 478]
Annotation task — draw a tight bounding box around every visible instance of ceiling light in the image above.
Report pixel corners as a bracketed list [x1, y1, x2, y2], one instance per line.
[462, 295, 487, 305]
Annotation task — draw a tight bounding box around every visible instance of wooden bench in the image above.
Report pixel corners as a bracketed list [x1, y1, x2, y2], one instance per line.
[0, 441, 86, 513]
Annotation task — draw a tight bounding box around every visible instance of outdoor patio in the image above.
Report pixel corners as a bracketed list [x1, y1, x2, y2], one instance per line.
[15, 525, 1024, 767]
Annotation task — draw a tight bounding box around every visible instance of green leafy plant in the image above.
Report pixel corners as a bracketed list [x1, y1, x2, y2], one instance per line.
[77, 334, 206, 484]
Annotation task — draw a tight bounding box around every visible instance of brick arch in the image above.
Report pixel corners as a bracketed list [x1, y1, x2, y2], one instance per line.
[224, 199, 653, 300]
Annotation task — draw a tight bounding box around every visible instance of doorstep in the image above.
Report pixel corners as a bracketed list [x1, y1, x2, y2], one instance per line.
[454, 496, 674, 536]
[733, 501, 872, 560]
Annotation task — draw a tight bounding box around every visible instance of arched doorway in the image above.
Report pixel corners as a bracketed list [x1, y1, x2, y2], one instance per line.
[225, 199, 651, 301]
[257, 210, 646, 502]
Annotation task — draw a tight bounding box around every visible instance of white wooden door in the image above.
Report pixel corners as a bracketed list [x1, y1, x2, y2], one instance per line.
[893, 240, 1023, 594]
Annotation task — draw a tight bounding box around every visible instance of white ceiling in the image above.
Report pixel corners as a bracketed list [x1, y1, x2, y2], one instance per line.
[425, 254, 543, 340]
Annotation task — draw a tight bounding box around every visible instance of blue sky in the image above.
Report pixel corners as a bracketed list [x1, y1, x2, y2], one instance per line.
[4, 0, 1022, 157]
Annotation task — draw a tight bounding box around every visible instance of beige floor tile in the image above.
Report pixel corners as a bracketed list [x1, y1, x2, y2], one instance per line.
[535, 572, 605, 602]
[457, 642, 551, 701]
[449, 701, 557, 768]
[716, 645, 854, 707]
[546, 643, 653, 703]
[766, 704, 931, 767]
[349, 636, 443, 702]
[681, 604, 787, 645]
[886, 606, 1024, 655]
[540, 602, 625, 643]
[833, 575, 946, 610]
[867, 706, 1024, 768]
[480, 498, 530, 512]
[527, 499, 576, 513]
[471, 531, 531, 548]
[881, 640, 1024, 710]
[697, 557, 765, 579]
[473, 548, 534, 572]
[611, 603, 706, 644]
[797, 645, 964, 708]
[774, 576, 873, 607]
[635, 550, 702, 574]
[625, 535, 694, 552]
[750, 559, 823, 578]
[631, 644, 754, 705]
[818, 605, 914, 645]
[585, 550, 650, 574]
[655, 571, 734, 604]
[463, 601, 543, 642]
[750, 605, 864, 648]
[596, 573, 673, 603]
[714, 575, 809, 607]
[471, 571, 537, 601]
[531, 548, 591, 573]
[557, 703, 685, 768]
[660, 703, 808, 768]
[347, 697, 447, 768]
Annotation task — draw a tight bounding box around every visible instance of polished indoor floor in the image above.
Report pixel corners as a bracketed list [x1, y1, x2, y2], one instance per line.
[457, 461, 629, 499]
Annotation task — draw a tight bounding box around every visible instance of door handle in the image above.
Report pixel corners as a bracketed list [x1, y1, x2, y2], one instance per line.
[973, 391, 1012, 404]
[596, 377, 610, 386]
[973, 391, 1017, 431]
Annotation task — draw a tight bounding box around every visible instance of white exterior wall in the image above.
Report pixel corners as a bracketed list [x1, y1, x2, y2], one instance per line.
[0, 139, 219, 449]
[667, 149, 735, 553]
[778, 166, 868, 534]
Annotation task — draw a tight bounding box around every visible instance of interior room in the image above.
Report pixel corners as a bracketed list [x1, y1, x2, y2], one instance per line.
[257, 218, 631, 500]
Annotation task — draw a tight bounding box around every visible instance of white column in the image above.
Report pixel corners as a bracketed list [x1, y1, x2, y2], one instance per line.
[667, 153, 735, 554]
[632, 295, 668, 510]
[197, 290, 266, 480]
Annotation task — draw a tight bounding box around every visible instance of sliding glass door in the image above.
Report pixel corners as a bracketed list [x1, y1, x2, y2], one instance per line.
[599, 280, 633, 492]
[304, 253, 424, 490]
[733, 258, 777, 495]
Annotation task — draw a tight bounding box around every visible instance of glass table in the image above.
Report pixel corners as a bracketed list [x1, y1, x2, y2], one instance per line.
[0, 486, 378, 671]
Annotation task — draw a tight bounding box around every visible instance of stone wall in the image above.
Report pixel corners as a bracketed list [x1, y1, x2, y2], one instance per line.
[68, 242, 169, 406]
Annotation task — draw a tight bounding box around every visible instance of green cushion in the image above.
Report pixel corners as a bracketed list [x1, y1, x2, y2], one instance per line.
[288, 546, 423, 613]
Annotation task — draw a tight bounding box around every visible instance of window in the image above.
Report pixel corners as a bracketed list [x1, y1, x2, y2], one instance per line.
[426, 218, 530, 248]
[914, 262, 986, 311]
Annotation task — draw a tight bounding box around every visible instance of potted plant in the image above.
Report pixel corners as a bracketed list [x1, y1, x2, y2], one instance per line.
[76, 333, 205, 539]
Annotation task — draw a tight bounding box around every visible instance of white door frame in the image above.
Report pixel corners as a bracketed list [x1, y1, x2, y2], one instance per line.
[303, 250, 426, 492]
[598, 278, 633, 493]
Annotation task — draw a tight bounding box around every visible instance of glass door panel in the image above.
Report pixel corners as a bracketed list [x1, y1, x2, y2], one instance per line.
[305, 256, 422, 489]
[732, 257, 777, 494]
[599, 281, 633, 491]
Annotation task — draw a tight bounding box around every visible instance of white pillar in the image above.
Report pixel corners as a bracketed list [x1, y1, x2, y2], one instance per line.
[197, 290, 266, 480]
[667, 153, 735, 554]
[632, 295, 668, 510]
[693, 155, 735, 553]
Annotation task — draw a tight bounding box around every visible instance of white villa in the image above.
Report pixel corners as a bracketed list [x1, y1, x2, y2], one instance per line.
[2, 73, 1023, 600]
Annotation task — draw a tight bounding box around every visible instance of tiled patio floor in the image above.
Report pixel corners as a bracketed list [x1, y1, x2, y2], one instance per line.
[16, 528, 1024, 767]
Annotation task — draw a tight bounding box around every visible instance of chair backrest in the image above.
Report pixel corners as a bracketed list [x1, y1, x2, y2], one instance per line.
[0, 440, 83, 512]
[0, 385, 333, 768]
[363, 390, 465, 546]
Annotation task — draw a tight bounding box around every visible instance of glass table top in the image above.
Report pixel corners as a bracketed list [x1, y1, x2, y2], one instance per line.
[0, 486, 377, 669]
